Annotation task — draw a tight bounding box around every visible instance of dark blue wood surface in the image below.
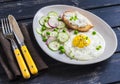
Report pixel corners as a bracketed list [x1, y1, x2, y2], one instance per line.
[0, 0, 120, 84]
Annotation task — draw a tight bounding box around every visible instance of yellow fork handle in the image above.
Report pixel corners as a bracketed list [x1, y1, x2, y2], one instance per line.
[14, 49, 30, 79]
[21, 45, 38, 75]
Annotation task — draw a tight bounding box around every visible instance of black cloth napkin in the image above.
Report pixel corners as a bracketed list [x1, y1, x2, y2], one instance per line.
[0, 23, 48, 80]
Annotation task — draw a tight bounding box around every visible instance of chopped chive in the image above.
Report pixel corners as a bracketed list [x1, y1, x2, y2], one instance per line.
[96, 45, 102, 50]
[86, 36, 88, 40]
[96, 47, 100, 50]
[74, 16, 78, 21]
[92, 31, 96, 35]
[98, 45, 102, 48]
[74, 30, 79, 34]
[70, 17, 73, 21]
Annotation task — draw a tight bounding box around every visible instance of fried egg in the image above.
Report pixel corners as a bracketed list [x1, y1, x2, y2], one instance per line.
[64, 29, 105, 60]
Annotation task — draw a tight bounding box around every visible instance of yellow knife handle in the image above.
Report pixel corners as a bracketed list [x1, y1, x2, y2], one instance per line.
[14, 48, 30, 79]
[21, 45, 38, 75]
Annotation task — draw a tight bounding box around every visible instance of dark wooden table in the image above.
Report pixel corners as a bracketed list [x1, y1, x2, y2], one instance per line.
[0, 0, 120, 84]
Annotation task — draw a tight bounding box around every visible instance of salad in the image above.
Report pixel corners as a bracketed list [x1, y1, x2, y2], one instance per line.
[36, 11, 70, 53]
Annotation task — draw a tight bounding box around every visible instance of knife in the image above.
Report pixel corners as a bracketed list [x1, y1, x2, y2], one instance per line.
[8, 15, 38, 75]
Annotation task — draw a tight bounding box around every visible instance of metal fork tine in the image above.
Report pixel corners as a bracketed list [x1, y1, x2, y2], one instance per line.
[3, 18, 8, 35]
[1, 19, 5, 35]
[8, 19, 12, 33]
[5, 18, 10, 34]
[6, 18, 12, 33]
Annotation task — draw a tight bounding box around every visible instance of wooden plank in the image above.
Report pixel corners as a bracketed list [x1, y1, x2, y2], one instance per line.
[0, 0, 120, 9]
[0, 1, 120, 27]
[114, 27, 120, 52]
[0, 0, 12, 3]
[0, 53, 120, 83]
[89, 6, 120, 27]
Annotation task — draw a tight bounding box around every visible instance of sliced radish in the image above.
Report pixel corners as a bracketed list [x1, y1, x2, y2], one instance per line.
[48, 18, 58, 28]
[46, 36, 56, 45]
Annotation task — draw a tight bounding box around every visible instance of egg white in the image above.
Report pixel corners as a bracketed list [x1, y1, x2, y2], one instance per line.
[64, 29, 105, 61]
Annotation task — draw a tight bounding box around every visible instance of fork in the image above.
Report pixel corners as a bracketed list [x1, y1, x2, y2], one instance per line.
[1, 18, 30, 79]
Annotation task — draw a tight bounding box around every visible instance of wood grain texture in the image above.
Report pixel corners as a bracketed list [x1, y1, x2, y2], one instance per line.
[0, 0, 120, 27]
[0, 0, 120, 84]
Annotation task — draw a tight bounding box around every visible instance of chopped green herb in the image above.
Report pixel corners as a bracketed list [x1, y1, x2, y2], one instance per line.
[86, 36, 88, 40]
[96, 45, 102, 50]
[73, 16, 78, 21]
[70, 17, 73, 21]
[96, 47, 100, 50]
[70, 16, 78, 21]
[98, 45, 102, 48]
[74, 30, 79, 34]
[42, 36, 47, 42]
[92, 31, 96, 35]
[46, 32, 50, 35]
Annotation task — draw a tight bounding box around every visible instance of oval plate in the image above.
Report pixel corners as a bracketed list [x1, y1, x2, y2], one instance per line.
[33, 5, 118, 65]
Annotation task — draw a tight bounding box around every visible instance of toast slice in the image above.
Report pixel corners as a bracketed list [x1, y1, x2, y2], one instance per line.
[62, 11, 93, 32]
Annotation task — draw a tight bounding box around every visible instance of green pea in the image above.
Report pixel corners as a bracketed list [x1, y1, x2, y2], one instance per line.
[70, 17, 73, 21]
[74, 30, 79, 34]
[42, 37, 47, 42]
[46, 32, 50, 35]
[92, 31, 96, 35]
[62, 29, 66, 33]
[60, 48, 65, 53]
[59, 46, 64, 50]
[41, 26, 46, 31]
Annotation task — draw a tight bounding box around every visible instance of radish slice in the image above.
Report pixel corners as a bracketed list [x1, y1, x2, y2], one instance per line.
[46, 36, 56, 45]
[48, 18, 58, 28]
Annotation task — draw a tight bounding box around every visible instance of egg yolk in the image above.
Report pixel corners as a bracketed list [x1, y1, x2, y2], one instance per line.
[72, 34, 91, 48]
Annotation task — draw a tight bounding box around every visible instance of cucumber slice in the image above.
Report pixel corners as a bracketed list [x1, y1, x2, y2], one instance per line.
[50, 31, 58, 37]
[57, 32, 69, 43]
[41, 29, 52, 38]
[44, 22, 52, 28]
[48, 11, 58, 18]
[39, 16, 48, 25]
[57, 21, 65, 28]
[36, 28, 42, 34]
[48, 41, 60, 51]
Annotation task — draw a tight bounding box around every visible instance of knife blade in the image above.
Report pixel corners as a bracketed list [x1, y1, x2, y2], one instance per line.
[8, 15, 38, 75]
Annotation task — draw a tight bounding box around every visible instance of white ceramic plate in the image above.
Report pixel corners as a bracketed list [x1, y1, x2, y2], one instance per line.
[33, 5, 118, 65]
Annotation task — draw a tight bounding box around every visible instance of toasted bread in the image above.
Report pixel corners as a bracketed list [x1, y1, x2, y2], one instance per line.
[62, 11, 93, 32]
